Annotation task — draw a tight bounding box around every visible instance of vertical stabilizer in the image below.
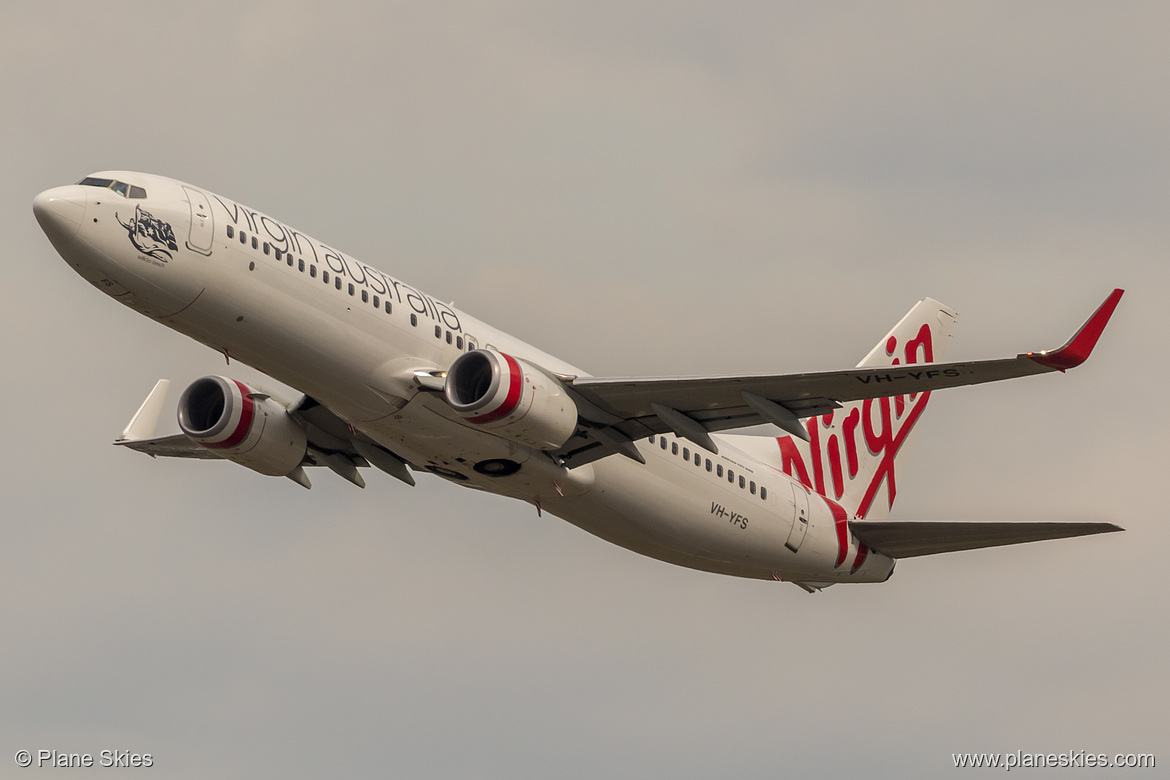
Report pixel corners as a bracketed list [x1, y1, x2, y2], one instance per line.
[804, 298, 955, 519]
[733, 299, 958, 520]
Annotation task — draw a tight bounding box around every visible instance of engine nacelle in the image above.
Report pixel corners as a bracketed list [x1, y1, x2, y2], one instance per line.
[177, 376, 308, 477]
[443, 349, 578, 450]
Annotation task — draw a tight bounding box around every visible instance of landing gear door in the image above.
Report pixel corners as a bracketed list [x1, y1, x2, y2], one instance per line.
[183, 185, 214, 256]
[785, 484, 810, 553]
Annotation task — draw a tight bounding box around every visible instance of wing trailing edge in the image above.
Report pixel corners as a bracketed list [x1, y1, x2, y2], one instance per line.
[849, 520, 1123, 559]
[557, 289, 1124, 467]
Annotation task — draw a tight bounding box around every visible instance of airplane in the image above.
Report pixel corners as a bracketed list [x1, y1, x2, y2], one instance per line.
[33, 171, 1123, 591]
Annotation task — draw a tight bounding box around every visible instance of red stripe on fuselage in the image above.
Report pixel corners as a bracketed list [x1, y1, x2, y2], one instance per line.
[821, 495, 850, 568]
[851, 542, 869, 572]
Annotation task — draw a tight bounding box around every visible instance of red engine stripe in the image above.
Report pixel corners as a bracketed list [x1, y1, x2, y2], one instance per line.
[203, 380, 255, 449]
[470, 353, 524, 424]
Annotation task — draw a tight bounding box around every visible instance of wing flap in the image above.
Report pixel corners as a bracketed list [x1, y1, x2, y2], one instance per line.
[849, 520, 1124, 558]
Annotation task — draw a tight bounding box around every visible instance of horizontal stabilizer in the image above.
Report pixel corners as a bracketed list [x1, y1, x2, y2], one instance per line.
[850, 520, 1123, 558]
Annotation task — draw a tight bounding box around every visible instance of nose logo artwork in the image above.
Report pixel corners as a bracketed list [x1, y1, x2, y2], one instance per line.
[117, 205, 178, 263]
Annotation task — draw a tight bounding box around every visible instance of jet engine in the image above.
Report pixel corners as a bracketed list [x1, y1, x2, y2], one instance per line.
[443, 349, 578, 450]
[178, 375, 308, 477]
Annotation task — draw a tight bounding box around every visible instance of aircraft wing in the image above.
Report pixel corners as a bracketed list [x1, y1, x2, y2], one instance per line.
[849, 520, 1124, 558]
[555, 289, 1122, 466]
[113, 381, 416, 487]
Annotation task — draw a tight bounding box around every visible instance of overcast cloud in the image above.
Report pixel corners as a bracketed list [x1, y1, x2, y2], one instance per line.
[2, 2, 1166, 778]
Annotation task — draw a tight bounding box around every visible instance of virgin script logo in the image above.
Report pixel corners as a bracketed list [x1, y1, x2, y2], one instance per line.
[777, 323, 936, 521]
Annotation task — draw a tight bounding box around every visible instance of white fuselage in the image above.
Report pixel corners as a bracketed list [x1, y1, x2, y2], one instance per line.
[35, 171, 894, 585]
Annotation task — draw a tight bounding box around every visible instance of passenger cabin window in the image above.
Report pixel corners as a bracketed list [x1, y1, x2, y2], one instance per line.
[761, 487, 768, 501]
[298, 259, 305, 272]
[310, 265, 317, 278]
[335, 277, 342, 290]
[384, 301, 392, 314]
[251, 236, 258, 249]
[456, 336, 463, 349]
[348, 283, 355, 296]
[445, 331, 452, 344]
[434, 325, 442, 338]
[671, 443, 678, 456]
[226, 226, 234, 239]
[323, 271, 330, 284]
[410, 314, 417, 327]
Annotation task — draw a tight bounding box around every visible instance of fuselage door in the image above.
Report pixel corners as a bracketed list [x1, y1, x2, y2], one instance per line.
[785, 483, 810, 552]
[182, 185, 214, 256]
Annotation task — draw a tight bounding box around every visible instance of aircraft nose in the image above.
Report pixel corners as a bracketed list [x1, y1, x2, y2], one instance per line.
[33, 185, 87, 241]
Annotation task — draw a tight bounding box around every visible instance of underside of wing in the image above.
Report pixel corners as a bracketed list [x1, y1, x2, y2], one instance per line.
[554, 289, 1122, 467]
[849, 520, 1124, 558]
[116, 433, 222, 459]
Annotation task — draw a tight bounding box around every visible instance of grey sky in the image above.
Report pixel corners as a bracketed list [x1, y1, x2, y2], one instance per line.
[3, 2, 1166, 777]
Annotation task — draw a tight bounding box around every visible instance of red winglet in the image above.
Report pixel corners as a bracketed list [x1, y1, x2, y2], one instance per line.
[1026, 288, 1124, 371]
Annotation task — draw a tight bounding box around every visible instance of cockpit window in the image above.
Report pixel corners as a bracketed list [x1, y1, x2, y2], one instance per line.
[77, 177, 147, 199]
